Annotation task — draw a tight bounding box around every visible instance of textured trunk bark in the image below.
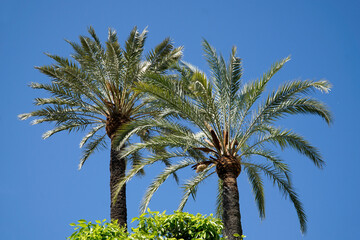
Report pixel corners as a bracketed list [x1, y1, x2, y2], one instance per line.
[222, 174, 243, 240]
[110, 141, 127, 229]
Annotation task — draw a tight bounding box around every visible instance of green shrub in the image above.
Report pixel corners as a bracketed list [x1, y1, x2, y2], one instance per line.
[68, 211, 228, 240]
[68, 219, 128, 240]
[131, 210, 224, 240]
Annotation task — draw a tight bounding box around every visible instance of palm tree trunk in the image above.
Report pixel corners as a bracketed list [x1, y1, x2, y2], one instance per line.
[222, 174, 243, 240]
[110, 142, 127, 229]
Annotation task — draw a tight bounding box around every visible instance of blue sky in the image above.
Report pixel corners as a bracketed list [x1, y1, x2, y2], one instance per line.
[1, 0, 359, 239]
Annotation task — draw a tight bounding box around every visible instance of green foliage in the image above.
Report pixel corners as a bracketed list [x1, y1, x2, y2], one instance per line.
[68, 219, 128, 240]
[131, 210, 224, 240]
[68, 211, 225, 240]
[233, 233, 246, 239]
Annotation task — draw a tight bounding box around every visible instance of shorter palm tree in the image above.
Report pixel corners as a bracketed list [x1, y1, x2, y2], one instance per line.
[113, 40, 332, 239]
[19, 26, 183, 228]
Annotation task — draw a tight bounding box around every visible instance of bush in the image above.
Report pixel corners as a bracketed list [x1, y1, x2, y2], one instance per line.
[67, 219, 127, 240]
[68, 210, 226, 240]
[131, 210, 224, 240]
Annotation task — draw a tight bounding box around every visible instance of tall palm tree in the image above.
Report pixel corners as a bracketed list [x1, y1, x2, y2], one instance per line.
[18, 26, 183, 228]
[113, 40, 332, 239]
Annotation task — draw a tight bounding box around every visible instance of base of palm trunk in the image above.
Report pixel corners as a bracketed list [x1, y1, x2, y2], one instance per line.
[110, 145, 127, 228]
[222, 175, 243, 240]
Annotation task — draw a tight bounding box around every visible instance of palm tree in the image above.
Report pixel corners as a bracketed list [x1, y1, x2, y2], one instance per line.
[18, 26, 183, 228]
[113, 40, 332, 239]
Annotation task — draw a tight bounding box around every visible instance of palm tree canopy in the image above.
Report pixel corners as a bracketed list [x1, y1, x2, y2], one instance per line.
[19, 26, 183, 169]
[114, 39, 332, 234]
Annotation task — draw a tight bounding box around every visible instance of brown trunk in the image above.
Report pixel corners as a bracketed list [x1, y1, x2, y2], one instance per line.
[216, 155, 243, 240]
[106, 114, 129, 228]
[222, 174, 243, 239]
[110, 141, 127, 228]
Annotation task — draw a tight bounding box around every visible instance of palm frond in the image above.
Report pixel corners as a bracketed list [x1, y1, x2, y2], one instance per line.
[113, 152, 184, 203]
[80, 124, 106, 148]
[129, 150, 145, 176]
[177, 165, 215, 211]
[243, 126, 324, 168]
[245, 165, 265, 219]
[22, 105, 95, 126]
[242, 148, 289, 172]
[122, 27, 147, 86]
[248, 80, 332, 132]
[146, 37, 183, 73]
[216, 178, 223, 219]
[234, 56, 290, 141]
[112, 117, 196, 149]
[79, 134, 107, 169]
[29, 82, 104, 114]
[224, 45, 242, 124]
[136, 74, 212, 132]
[228, 46, 242, 97]
[136, 127, 182, 179]
[87, 26, 102, 49]
[139, 158, 198, 213]
[42, 122, 91, 139]
[242, 162, 307, 233]
[23, 105, 101, 126]
[34, 64, 107, 113]
[160, 158, 179, 184]
[202, 39, 227, 98]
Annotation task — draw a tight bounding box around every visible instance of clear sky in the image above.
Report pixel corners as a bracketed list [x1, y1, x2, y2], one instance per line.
[1, 0, 359, 239]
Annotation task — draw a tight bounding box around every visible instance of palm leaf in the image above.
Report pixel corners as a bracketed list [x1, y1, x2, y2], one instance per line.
[139, 158, 198, 213]
[243, 126, 324, 168]
[79, 134, 107, 169]
[245, 165, 265, 219]
[216, 178, 223, 219]
[177, 165, 215, 211]
[243, 162, 307, 233]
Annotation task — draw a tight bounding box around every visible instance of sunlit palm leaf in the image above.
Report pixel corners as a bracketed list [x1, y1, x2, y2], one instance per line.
[177, 165, 215, 211]
[139, 158, 198, 214]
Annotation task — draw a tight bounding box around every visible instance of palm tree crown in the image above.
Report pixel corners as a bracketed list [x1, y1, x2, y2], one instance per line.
[114, 40, 332, 239]
[19, 26, 183, 227]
